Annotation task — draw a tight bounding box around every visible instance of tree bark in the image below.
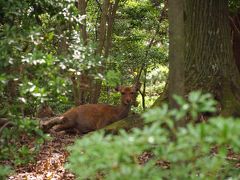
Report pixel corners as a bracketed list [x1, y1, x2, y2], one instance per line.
[97, 0, 110, 55]
[156, 0, 240, 116]
[90, 0, 119, 103]
[74, 1, 93, 105]
[184, 0, 240, 115]
[230, 13, 240, 72]
[103, 114, 144, 134]
[104, 0, 120, 58]
[75, 0, 119, 104]
[78, 0, 88, 45]
[168, 0, 185, 109]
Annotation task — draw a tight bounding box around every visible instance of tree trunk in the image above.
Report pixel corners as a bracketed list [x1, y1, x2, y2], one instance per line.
[104, 114, 144, 134]
[89, 0, 110, 103]
[90, 0, 120, 103]
[230, 13, 240, 72]
[73, 0, 93, 105]
[78, 0, 88, 45]
[97, 0, 110, 55]
[155, 0, 240, 116]
[168, 0, 185, 109]
[75, 0, 119, 104]
[104, 0, 120, 58]
[184, 0, 240, 115]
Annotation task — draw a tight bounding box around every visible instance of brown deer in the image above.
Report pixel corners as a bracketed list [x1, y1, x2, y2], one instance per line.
[41, 84, 141, 134]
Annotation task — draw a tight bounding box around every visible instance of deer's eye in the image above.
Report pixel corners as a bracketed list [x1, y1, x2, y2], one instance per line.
[130, 92, 134, 95]
[121, 92, 125, 95]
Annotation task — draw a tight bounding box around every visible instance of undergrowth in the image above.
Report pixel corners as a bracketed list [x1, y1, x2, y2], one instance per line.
[0, 116, 48, 178]
[66, 91, 240, 179]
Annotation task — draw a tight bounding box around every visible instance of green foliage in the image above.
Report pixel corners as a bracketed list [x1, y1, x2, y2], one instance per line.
[98, 70, 122, 105]
[105, 70, 121, 87]
[229, 0, 240, 13]
[112, 0, 168, 82]
[0, 117, 48, 166]
[66, 124, 167, 179]
[66, 91, 240, 179]
[0, 0, 87, 113]
[0, 165, 12, 180]
[0, 0, 169, 114]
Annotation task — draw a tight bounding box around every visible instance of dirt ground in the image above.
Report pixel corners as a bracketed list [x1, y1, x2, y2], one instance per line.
[8, 133, 78, 180]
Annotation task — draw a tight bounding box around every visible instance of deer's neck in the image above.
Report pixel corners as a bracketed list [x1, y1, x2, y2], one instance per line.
[116, 104, 131, 120]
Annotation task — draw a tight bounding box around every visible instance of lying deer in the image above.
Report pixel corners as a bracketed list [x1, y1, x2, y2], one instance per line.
[41, 84, 140, 134]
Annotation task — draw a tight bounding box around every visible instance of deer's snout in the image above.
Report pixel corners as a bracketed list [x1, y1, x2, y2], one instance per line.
[124, 97, 132, 105]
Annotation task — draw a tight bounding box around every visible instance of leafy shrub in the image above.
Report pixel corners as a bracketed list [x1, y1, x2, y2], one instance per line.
[0, 165, 12, 180]
[66, 91, 240, 179]
[0, 116, 48, 167]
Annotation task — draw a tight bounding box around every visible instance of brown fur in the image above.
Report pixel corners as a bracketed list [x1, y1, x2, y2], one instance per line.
[42, 84, 140, 134]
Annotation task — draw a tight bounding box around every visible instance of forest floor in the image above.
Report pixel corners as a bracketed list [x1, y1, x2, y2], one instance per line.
[6, 131, 170, 180]
[6, 131, 240, 179]
[8, 133, 78, 180]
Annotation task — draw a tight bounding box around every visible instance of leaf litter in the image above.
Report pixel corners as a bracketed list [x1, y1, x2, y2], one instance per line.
[8, 132, 79, 180]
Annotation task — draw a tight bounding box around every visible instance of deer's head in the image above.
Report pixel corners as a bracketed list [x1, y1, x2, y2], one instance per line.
[115, 84, 141, 106]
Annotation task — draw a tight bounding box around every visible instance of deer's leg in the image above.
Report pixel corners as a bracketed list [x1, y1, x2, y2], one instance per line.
[51, 117, 75, 132]
[41, 116, 64, 132]
[52, 123, 73, 132]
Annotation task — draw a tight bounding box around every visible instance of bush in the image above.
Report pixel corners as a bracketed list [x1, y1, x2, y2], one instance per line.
[0, 165, 12, 180]
[66, 91, 240, 179]
[0, 116, 47, 167]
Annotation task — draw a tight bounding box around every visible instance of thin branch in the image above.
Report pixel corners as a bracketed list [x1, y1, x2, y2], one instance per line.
[134, 1, 168, 84]
[95, 0, 103, 12]
[229, 16, 240, 36]
[0, 121, 14, 134]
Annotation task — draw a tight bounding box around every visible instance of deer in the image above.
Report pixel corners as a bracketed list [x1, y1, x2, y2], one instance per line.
[41, 84, 141, 134]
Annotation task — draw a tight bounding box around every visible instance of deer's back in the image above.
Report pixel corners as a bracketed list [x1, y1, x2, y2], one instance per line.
[62, 104, 119, 132]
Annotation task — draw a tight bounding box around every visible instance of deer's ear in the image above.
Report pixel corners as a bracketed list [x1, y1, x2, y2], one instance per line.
[133, 82, 141, 91]
[115, 85, 122, 92]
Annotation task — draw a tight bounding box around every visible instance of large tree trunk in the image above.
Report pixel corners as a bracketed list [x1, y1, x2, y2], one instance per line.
[168, 0, 185, 108]
[184, 0, 240, 115]
[156, 0, 240, 116]
[230, 13, 240, 72]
